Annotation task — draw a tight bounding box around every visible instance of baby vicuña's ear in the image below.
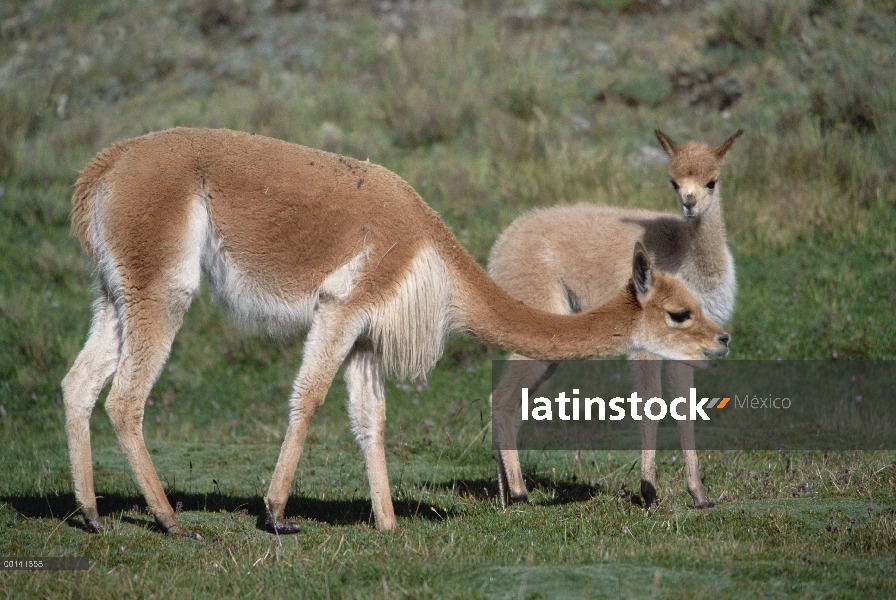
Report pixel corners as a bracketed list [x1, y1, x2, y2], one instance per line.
[654, 129, 679, 158]
[714, 129, 744, 160]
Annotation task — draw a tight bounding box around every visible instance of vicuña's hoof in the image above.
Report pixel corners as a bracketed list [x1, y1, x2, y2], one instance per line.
[507, 494, 530, 506]
[84, 515, 113, 533]
[639, 480, 658, 509]
[376, 519, 398, 532]
[266, 514, 302, 535]
[690, 488, 714, 509]
[166, 524, 203, 540]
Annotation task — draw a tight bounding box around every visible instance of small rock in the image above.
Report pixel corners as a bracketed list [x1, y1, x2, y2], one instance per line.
[56, 94, 68, 120]
[320, 122, 342, 140]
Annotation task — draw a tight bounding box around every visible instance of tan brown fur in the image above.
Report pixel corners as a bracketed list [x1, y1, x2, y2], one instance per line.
[62, 128, 729, 537]
[489, 130, 742, 509]
[71, 137, 140, 262]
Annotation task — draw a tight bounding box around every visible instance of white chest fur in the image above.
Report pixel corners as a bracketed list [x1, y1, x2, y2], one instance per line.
[681, 247, 736, 326]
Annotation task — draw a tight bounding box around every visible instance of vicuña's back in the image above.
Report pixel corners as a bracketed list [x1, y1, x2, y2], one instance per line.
[63, 128, 729, 538]
[488, 129, 741, 508]
[73, 128, 462, 379]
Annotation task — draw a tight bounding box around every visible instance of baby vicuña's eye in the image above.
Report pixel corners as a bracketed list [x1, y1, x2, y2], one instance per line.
[706, 179, 716, 190]
[670, 179, 680, 191]
[668, 309, 691, 323]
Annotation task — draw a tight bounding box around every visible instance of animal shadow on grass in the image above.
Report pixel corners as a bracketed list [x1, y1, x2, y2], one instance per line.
[432, 475, 607, 505]
[1, 490, 452, 534]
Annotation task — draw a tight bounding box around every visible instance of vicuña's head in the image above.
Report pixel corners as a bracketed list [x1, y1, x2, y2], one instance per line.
[629, 242, 730, 360]
[655, 129, 742, 219]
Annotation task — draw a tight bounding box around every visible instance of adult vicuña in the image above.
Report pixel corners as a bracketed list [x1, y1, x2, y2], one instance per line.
[63, 127, 730, 538]
[489, 129, 741, 509]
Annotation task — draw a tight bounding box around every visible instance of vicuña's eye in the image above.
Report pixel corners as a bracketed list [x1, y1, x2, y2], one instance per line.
[668, 309, 691, 324]
[670, 179, 680, 191]
[706, 179, 716, 190]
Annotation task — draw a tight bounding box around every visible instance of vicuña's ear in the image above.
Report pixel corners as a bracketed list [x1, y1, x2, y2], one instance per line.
[714, 129, 743, 160]
[632, 241, 653, 298]
[654, 129, 678, 158]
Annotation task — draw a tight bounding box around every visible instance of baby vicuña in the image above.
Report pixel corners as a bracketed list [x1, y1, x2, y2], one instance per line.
[489, 129, 741, 508]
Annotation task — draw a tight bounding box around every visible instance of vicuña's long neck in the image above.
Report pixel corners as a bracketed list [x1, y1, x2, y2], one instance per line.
[688, 196, 731, 278]
[447, 250, 640, 360]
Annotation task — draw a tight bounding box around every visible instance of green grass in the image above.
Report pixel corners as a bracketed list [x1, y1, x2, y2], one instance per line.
[1, 0, 895, 597]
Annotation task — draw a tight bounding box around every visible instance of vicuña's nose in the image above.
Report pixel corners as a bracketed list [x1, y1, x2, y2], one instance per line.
[718, 333, 731, 347]
[683, 194, 697, 209]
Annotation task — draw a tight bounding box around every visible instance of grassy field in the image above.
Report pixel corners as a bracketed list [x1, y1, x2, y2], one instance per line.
[1, 0, 895, 597]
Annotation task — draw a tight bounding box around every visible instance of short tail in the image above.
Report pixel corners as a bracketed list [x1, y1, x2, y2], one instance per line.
[71, 139, 137, 263]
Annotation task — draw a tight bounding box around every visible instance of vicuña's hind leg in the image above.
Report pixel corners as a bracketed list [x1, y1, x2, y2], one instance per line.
[344, 348, 396, 530]
[492, 355, 558, 507]
[62, 295, 121, 531]
[104, 293, 196, 538]
[666, 361, 712, 508]
[265, 303, 364, 534]
[632, 352, 662, 507]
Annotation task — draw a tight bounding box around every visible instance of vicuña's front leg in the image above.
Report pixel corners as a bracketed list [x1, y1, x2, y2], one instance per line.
[265, 304, 363, 534]
[666, 361, 713, 508]
[345, 349, 397, 530]
[632, 353, 662, 507]
[492, 357, 558, 507]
